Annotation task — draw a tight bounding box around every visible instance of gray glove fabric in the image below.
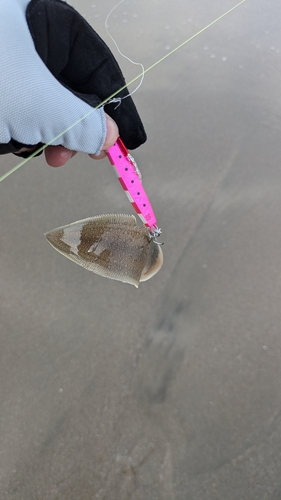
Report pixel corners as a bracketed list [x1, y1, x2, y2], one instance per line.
[0, 0, 146, 156]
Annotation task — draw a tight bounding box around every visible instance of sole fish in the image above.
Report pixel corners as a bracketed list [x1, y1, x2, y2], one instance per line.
[45, 214, 163, 287]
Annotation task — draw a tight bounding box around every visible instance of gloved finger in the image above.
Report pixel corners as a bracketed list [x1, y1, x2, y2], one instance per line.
[45, 114, 118, 166]
[89, 151, 107, 160]
[89, 114, 119, 160]
[101, 114, 119, 151]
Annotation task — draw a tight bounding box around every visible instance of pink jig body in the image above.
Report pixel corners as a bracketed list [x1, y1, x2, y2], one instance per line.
[106, 138, 161, 238]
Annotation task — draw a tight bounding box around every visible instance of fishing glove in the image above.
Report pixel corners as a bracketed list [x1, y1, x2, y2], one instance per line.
[0, 0, 146, 157]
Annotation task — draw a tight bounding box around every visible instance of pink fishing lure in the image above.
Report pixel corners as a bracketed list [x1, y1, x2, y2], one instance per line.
[106, 138, 161, 239]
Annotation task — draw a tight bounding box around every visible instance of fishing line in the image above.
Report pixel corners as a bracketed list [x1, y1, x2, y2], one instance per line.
[105, 0, 145, 104]
[0, 0, 246, 184]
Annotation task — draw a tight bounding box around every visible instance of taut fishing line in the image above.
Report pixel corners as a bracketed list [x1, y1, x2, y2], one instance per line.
[0, 0, 246, 183]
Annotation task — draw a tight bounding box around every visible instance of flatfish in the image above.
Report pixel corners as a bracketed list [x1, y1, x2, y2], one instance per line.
[45, 214, 163, 287]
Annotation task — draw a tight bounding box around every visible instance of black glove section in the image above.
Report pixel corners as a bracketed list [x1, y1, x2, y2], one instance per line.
[26, 0, 147, 150]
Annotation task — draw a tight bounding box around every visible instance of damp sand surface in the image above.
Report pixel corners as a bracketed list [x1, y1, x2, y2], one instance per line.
[1, 1, 281, 498]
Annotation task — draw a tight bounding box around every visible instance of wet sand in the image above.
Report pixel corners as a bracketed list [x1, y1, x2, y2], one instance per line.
[1, 0, 281, 498]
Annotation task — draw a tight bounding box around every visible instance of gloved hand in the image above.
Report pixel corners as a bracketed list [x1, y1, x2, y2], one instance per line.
[0, 0, 146, 162]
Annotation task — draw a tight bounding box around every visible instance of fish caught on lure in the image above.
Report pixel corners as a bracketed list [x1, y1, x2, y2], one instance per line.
[45, 138, 163, 287]
[45, 214, 163, 287]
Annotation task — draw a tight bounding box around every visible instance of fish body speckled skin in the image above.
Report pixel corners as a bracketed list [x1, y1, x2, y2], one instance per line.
[45, 214, 163, 287]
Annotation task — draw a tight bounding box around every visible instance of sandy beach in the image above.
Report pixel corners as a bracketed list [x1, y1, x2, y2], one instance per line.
[1, 0, 281, 498]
